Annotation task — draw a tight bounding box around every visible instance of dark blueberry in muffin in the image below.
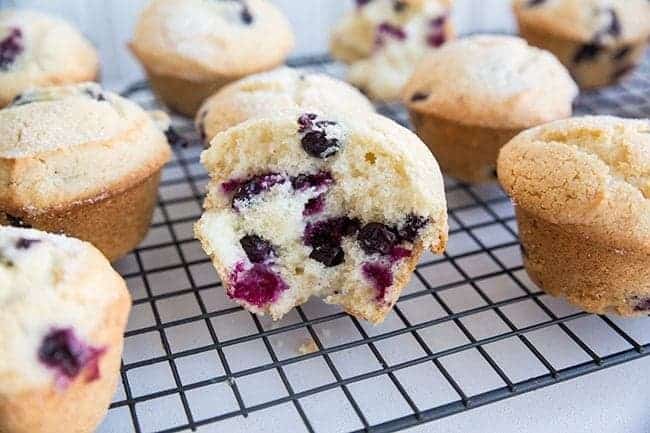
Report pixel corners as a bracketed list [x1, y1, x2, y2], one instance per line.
[393, 0, 407, 12]
[633, 297, 650, 312]
[613, 45, 632, 60]
[396, 214, 429, 242]
[301, 130, 341, 159]
[240, 235, 276, 263]
[298, 114, 342, 159]
[573, 42, 603, 63]
[164, 127, 189, 148]
[291, 171, 334, 191]
[310, 244, 345, 267]
[426, 16, 447, 47]
[83, 87, 106, 102]
[38, 328, 106, 382]
[410, 91, 430, 102]
[377, 22, 407, 42]
[14, 237, 41, 250]
[527, 0, 546, 6]
[232, 173, 286, 210]
[362, 262, 393, 300]
[0, 27, 24, 71]
[5, 214, 31, 228]
[358, 223, 398, 255]
[605, 9, 621, 38]
[240, 3, 254, 24]
[356, 0, 372, 7]
[229, 262, 288, 306]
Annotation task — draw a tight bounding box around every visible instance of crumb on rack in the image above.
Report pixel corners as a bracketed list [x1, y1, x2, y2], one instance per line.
[298, 339, 319, 355]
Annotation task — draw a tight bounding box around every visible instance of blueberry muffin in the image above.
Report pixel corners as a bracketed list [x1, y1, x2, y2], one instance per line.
[403, 35, 578, 183]
[195, 111, 448, 324]
[498, 116, 650, 316]
[330, 0, 455, 102]
[0, 9, 99, 109]
[0, 226, 131, 433]
[514, 0, 650, 89]
[130, 0, 295, 117]
[196, 67, 375, 145]
[0, 82, 172, 261]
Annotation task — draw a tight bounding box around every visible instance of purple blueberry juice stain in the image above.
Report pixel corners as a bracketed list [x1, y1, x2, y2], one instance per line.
[632, 297, 650, 312]
[426, 16, 447, 48]
[0, 27, 24, 71]
[38, 328, 106, 387]
[232, 173, 286, 210]
[221, 178, 243, 194]
[375, 22, 407, 48]
[303, 194, 326, 216]
[291, 171, 334, 191]
[229, 262, 288, 307]
[362, 262, 393, 301]
[389, 246, 412, 262]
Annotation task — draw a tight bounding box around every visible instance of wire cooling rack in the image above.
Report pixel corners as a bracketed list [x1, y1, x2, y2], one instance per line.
[99, 54, 650, 433]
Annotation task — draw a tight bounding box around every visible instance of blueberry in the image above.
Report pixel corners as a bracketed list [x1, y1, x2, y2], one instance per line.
[605, 9, 621, 38]
[362, 262, 393, 301]
[14, 237, 41, 250]
[573, 42, 602, 63]
[240, 4, 254, 24]
[38, 328, 105, 383]
[309, 244, 344, 267]
[377, 22, 407, 42]
[410, 92, 430, 102]
[303, 194, 326, 216]
[0, 27, 24, 71]
[393, 1, 407, 12]
[164, 127, 189, 148]
[240, 235, 275, 263]
[397, 214, 429, 242]
[301, 130, 341, 159]
[5, 214, 30, 228]
[633, 297, 650, 312]
[358, 223, 398, 255]
[232, 173, 285, 210]
[83, 87, 106, 102]
[355, 0, 372, 7]
[527, 0, 546, 6]
[297, 113, 317, 133]
[291, 171, 334, 191]
[427, 32, 446, 47]
[229, 262, 288, 307]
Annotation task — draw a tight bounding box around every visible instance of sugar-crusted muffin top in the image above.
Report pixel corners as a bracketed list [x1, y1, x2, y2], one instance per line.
[403, 35, 578, 129]
[130, 0, 294, 80]
[0, 226, 130, 394]
[0, 82, 171, 210]
[0, 9, 99, 107]
[498, 116, 650, 252]
[513, 0, 650, 43]
[196, 67, 375, 142]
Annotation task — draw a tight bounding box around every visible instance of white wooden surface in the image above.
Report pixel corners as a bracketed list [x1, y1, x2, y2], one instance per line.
[0, 0, 515, 83]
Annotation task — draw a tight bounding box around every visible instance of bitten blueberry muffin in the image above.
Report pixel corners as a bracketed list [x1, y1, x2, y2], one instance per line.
[403, 35, 578, 183]
[195, 111, 448, 324]
[330, 0, 454, 102]
[0, 226, 131, 433]
[514, 0, 650, 89]
[130, 0, 295, 117]
[0, 9, 99, 108]
[498, 116, 650, 317]
[195, 67, 375, 145]
[0, 82, 172, 261]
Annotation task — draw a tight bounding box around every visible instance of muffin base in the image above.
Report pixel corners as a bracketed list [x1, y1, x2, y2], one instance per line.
[517, 208, 650, 316]
[518, 24, 648, 89]
[147, 69, 241, 117]
[0, 170, 161, 262]
[409, 111, 520, 183]
[0, 295, 130, 433]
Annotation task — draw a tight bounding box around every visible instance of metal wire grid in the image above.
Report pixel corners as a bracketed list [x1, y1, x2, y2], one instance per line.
[100, 54, 650, 433]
